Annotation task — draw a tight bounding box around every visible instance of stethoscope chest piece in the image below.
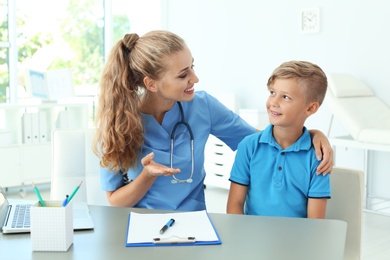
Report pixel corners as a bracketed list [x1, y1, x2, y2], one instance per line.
[171, 178, 193, 184]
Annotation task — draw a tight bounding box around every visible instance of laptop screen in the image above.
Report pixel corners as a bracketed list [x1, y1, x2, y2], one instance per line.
[0, 193, 10, 230]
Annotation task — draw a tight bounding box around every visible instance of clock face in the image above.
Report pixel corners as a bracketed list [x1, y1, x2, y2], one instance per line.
[301, 8, 320, 33]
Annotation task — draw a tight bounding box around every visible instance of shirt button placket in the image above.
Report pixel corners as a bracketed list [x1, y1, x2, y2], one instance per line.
[273, 151, 285, 187]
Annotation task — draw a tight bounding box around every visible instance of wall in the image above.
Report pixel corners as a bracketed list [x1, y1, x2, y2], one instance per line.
[162, 0, 390, 199]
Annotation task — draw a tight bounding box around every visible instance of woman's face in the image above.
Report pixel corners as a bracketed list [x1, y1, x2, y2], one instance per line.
[155, 46, 199, 102]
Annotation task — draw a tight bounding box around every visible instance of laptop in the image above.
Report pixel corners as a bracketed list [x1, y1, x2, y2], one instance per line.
[0, 192, 94, 234]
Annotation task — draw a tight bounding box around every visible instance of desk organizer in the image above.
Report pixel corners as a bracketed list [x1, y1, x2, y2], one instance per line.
[30, 200, 73, 251]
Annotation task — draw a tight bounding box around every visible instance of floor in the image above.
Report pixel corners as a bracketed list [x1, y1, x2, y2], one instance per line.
[4, 184, 390, 260]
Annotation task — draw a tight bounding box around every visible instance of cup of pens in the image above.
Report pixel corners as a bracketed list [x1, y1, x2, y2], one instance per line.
[30, 182, 83, 251]
[30, 199, 73, 251]
[30, 184, 74, 251]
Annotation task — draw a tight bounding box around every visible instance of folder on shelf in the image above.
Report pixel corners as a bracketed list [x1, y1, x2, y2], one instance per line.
[31, 112, 40, 143]
[126, 210, 221, 247]
[38, 111, 48, 143]
[22, 112, 33, 144]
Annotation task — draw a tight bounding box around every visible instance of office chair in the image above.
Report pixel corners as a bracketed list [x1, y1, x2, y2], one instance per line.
[326, 167, 364, 260]
[51, 128, 109, 206]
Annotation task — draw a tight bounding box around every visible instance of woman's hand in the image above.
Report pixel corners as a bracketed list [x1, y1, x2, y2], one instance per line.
[310, 130, 334, 175]
[141, 152, 181, 177]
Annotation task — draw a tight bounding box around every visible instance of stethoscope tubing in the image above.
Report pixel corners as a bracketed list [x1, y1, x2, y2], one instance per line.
[170, 102, 194, 184]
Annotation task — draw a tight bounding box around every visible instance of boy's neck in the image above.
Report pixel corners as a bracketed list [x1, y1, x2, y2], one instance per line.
[272, 125, 305, 150]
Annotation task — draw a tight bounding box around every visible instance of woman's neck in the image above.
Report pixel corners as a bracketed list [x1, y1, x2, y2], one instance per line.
[140, 93, 175, 124]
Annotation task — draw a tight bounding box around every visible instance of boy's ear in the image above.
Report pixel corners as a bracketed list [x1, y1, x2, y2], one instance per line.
[143, 76, 158, 92]
[306, 101, 320, 115]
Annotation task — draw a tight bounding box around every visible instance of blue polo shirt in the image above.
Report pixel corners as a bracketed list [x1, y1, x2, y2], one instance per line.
[100, 91, 256, 211]
[229, 124, 331, 217]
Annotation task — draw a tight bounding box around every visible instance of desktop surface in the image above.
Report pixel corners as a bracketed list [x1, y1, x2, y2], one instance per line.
[0, 205, 347, 260]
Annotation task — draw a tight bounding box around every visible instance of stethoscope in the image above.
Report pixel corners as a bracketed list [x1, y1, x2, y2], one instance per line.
[170, 102, 194, 184]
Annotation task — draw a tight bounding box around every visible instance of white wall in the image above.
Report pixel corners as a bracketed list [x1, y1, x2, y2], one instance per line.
[163, 0, 390, 119]
[163, 0, 390, 199]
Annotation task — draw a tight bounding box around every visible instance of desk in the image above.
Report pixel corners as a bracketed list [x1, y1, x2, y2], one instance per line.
[0, 205, 346, 260]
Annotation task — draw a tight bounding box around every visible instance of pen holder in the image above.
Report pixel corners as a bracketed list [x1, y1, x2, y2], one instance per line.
[30, 200, 73, 251]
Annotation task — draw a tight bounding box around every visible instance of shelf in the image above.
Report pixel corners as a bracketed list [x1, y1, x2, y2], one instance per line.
[0, 102, 89, 189]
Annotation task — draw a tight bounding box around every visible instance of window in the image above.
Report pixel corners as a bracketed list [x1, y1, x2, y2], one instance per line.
[0, 1, 10, 103]
[0, 0, 161, 105]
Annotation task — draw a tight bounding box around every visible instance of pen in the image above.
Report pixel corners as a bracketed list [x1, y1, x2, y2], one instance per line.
[159, 218, 175, 234]
[62, 195, 69, 207]
[32, 182, 46, 207]
[67, 181, 83, 203]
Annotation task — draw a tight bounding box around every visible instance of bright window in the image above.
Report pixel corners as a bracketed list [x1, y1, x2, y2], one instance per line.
[0, 0, 161, 104]
[0, 1, 10, 103]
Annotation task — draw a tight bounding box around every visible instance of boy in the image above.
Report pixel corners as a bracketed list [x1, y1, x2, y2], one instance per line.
[227, 60, 330, 218]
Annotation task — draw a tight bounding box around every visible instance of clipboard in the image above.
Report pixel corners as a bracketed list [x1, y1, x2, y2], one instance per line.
[125, 210, 222, 247]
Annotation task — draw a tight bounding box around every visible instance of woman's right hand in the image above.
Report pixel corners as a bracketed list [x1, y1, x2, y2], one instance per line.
[141, 152, 181, 177]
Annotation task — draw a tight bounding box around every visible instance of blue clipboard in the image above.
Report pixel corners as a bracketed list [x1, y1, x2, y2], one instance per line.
[125, 210, 222, 247]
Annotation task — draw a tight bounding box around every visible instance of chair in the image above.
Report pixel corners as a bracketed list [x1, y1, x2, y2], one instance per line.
[50, 128, 109, 206]
[326, 167, 364, 260]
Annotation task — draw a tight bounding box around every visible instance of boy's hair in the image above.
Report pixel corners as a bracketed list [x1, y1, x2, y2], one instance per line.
[267, 61, 327, 105]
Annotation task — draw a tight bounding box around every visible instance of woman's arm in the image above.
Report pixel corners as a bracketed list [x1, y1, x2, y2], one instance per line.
[308, 129, 334, 175]
[106, 169, 157, 207]
[226, 182, 247, 214]
[307, 198, 328, 219]
[106, 152, 180, 207]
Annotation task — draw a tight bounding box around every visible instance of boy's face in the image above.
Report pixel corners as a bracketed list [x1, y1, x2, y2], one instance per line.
[266, 78, 314, 128]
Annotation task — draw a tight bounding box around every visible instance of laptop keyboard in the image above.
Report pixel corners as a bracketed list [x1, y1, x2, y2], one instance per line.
[11, 204, 31, 228]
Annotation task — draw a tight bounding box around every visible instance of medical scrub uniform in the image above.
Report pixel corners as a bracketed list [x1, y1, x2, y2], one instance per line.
[229, 124, 331, 217]
[100, 91, 256, 211]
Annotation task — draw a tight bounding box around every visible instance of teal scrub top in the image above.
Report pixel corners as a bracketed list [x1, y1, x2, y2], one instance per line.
[100, 91, 256, 211]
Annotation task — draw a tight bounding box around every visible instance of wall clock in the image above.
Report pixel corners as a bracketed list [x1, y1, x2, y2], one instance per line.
[301, 8, 320, 33]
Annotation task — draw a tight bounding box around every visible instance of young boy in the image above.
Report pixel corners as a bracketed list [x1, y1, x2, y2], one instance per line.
[227, 60, 330, 218]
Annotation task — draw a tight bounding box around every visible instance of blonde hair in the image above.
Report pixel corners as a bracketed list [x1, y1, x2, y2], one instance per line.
[267, 60, 327, 105]
[93, 30, 186, 171]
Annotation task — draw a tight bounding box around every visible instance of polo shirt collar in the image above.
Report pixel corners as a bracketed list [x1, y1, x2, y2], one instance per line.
[259, 124, 312, 152]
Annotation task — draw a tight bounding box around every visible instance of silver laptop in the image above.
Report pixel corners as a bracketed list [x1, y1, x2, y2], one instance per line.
[0, 192, 94, 234]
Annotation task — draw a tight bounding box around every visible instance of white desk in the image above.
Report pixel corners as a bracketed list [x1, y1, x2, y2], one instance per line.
[0, 205, 347, 260]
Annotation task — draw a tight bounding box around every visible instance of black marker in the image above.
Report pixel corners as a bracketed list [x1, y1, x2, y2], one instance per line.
[159, 218, 175, 234]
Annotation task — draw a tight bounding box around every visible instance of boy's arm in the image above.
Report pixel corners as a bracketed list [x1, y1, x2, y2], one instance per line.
[307, 198, 328, 218]
[226, 182, 247, 214]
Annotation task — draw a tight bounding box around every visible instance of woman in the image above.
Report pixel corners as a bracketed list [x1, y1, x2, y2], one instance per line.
[93, 30, 333, 211]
